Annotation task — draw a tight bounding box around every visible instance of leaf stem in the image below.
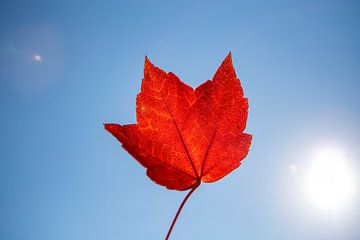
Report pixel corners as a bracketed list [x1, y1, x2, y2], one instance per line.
[165, 180, 201, 240]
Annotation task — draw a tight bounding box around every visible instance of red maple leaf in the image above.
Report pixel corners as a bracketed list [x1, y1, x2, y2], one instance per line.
[104, 53, 252, 239]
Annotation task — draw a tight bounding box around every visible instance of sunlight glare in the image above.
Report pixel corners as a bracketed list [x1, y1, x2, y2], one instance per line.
[289, 164, 299, 172]
[304, 146, 356, 211]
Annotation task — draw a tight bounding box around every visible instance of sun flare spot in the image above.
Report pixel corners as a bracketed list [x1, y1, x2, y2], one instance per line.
[304, 145, 356, 211]
[33, 54, 42, 62]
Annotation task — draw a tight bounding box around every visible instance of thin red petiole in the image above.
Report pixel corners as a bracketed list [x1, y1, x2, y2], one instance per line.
[165, 181, 201, 240]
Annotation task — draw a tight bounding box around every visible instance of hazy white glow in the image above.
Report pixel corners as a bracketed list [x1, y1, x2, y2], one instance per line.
[304, 146, 356, 211]
[289, 164, 298, 172]
[33, 54, 42, 62]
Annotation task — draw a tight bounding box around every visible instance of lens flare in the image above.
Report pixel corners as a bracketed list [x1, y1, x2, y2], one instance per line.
[33, 54, 42, 62]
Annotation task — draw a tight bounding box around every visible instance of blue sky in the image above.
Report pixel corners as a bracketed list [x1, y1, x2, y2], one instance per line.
[1, 0, 359, 239]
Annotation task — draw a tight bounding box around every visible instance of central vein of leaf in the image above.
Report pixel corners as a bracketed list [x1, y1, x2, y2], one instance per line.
[199, 128, 217, 177]
[163, 102, 199, 179]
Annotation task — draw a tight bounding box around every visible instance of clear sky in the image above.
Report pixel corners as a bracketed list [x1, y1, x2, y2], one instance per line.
[1, 0, 359, 239]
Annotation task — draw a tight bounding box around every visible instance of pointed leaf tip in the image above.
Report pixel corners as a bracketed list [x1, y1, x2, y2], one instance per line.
[104, 123, 123, 133]
[144, 56, 155, 76]
[223, 52, 233, 65]
[144, 55, 151, 67]
[226, 51, 232, 59]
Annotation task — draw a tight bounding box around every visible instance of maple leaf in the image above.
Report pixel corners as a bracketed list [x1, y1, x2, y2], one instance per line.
[104, 53, 252, 239]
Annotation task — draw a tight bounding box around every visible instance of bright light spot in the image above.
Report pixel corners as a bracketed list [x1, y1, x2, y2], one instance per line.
[33, 54, 42, 62]
[304, 146, 356, 211]
[289, 164, 299, 172]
